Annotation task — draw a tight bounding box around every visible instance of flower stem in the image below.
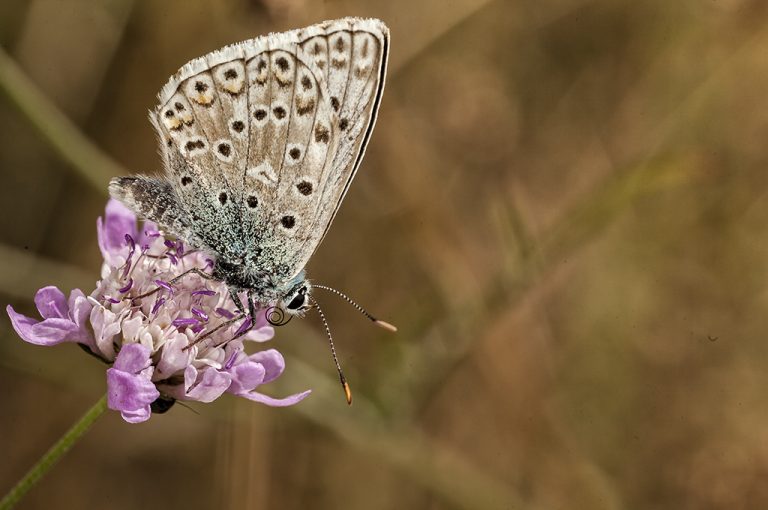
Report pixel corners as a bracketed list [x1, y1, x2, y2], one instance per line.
[0, 395, 108, 510]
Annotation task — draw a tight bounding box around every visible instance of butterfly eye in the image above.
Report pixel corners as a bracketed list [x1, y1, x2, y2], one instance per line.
[286, 293, 306, 311]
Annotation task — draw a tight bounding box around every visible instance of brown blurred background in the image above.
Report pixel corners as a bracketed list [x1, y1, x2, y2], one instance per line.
[3, 0, 768, 509]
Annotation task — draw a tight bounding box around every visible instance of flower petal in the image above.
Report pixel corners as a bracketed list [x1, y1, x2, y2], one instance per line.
[252, 309, 271, 330]
[137, 220, 159, 246]
[90, 306, 121, 360]
[243, 325, 274, 343]
[7, 305, 43, 344]
[67, 289, 95, 344]
[98, 199, 137, 259]
[248, 349, 285, 384]
[30, 319, 80, 344]
[113, 343, 152, 372]
[121, 315, 143, 343]
[107, 368, 159, 413]
[184, 365, 231, 403]
[120, 406, 153, 424]
[7, 305, 80, 346]
[34, 286, 68, 319]
[106, 343, 159, 424]
[155, 334, 191, 379]
[237, 389, 311, 407]
[227, 361, 266, 395]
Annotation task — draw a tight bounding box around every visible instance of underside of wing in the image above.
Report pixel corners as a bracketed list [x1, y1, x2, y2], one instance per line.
[147, 17, 388, 281]
[151, 54, 249, 260]
[283, 18, 390, 277]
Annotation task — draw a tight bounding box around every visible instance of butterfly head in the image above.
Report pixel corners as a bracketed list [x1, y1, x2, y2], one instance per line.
[282, 280, 312, 315]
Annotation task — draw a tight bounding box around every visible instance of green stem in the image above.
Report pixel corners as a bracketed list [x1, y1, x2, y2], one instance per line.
[0, 395, 108, 510]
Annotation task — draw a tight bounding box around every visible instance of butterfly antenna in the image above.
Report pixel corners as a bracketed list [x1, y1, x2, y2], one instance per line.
[312, 284, 397, 332]
[307, 295, 352, 405]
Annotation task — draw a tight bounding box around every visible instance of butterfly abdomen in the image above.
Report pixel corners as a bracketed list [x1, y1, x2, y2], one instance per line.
[109, 176, 195, 242]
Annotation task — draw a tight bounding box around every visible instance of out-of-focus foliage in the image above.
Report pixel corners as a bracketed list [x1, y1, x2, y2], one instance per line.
[3, 0, 768, 509]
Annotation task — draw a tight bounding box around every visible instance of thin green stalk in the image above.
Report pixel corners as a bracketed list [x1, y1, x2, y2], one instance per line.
[0, 395, 108, 510]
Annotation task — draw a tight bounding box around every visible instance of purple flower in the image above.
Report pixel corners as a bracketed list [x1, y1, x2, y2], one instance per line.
[96, 199, 157, 267]
[7, 287, 94, 349]
[224, 347, 310, 406]
[107, 343, 159, 423]
[6, 199, 310, 423]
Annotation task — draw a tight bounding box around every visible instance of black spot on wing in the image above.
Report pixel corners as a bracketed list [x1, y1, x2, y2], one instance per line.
[185, 139, 206, 151]
[276, 57, 289, 71]
[314, 125, 329, 143]
[281, 215, 295, 229]
[297, 181, 313, 195]
[296, 99, 315, 116]
[218, 143, 231, 157]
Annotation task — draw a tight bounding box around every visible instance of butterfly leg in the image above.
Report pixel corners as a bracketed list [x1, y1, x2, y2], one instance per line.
[132, 268, 215, 301]
[229, 290, 257, 342]
[248, 291, 257, 323]
[170, 268, 216, 285]
[182, 313, 245, 351]
[184, 290, 255, 350]
[229, 288, 246, 315]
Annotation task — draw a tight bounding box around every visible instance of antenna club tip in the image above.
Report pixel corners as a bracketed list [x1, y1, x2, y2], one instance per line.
[342, 380, 353, 405]
[374, 319, 398, 333]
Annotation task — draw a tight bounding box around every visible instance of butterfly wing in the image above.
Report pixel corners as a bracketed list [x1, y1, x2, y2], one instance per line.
[148, 47, 250, 262]
[112, 18, 388, 287]
[301, 19, 389, 240]
[260, 18, 389, 279]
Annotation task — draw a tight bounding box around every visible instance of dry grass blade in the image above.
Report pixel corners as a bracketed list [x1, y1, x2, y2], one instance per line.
[0, 47, 122, 193]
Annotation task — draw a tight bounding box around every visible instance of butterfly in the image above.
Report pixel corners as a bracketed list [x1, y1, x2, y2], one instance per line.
[109, 17, 394, 403]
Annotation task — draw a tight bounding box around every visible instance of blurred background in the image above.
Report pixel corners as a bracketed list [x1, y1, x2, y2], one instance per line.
[2, 0, 768, 509]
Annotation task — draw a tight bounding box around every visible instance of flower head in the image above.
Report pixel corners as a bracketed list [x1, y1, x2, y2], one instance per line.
[7, 200, 310, 423]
